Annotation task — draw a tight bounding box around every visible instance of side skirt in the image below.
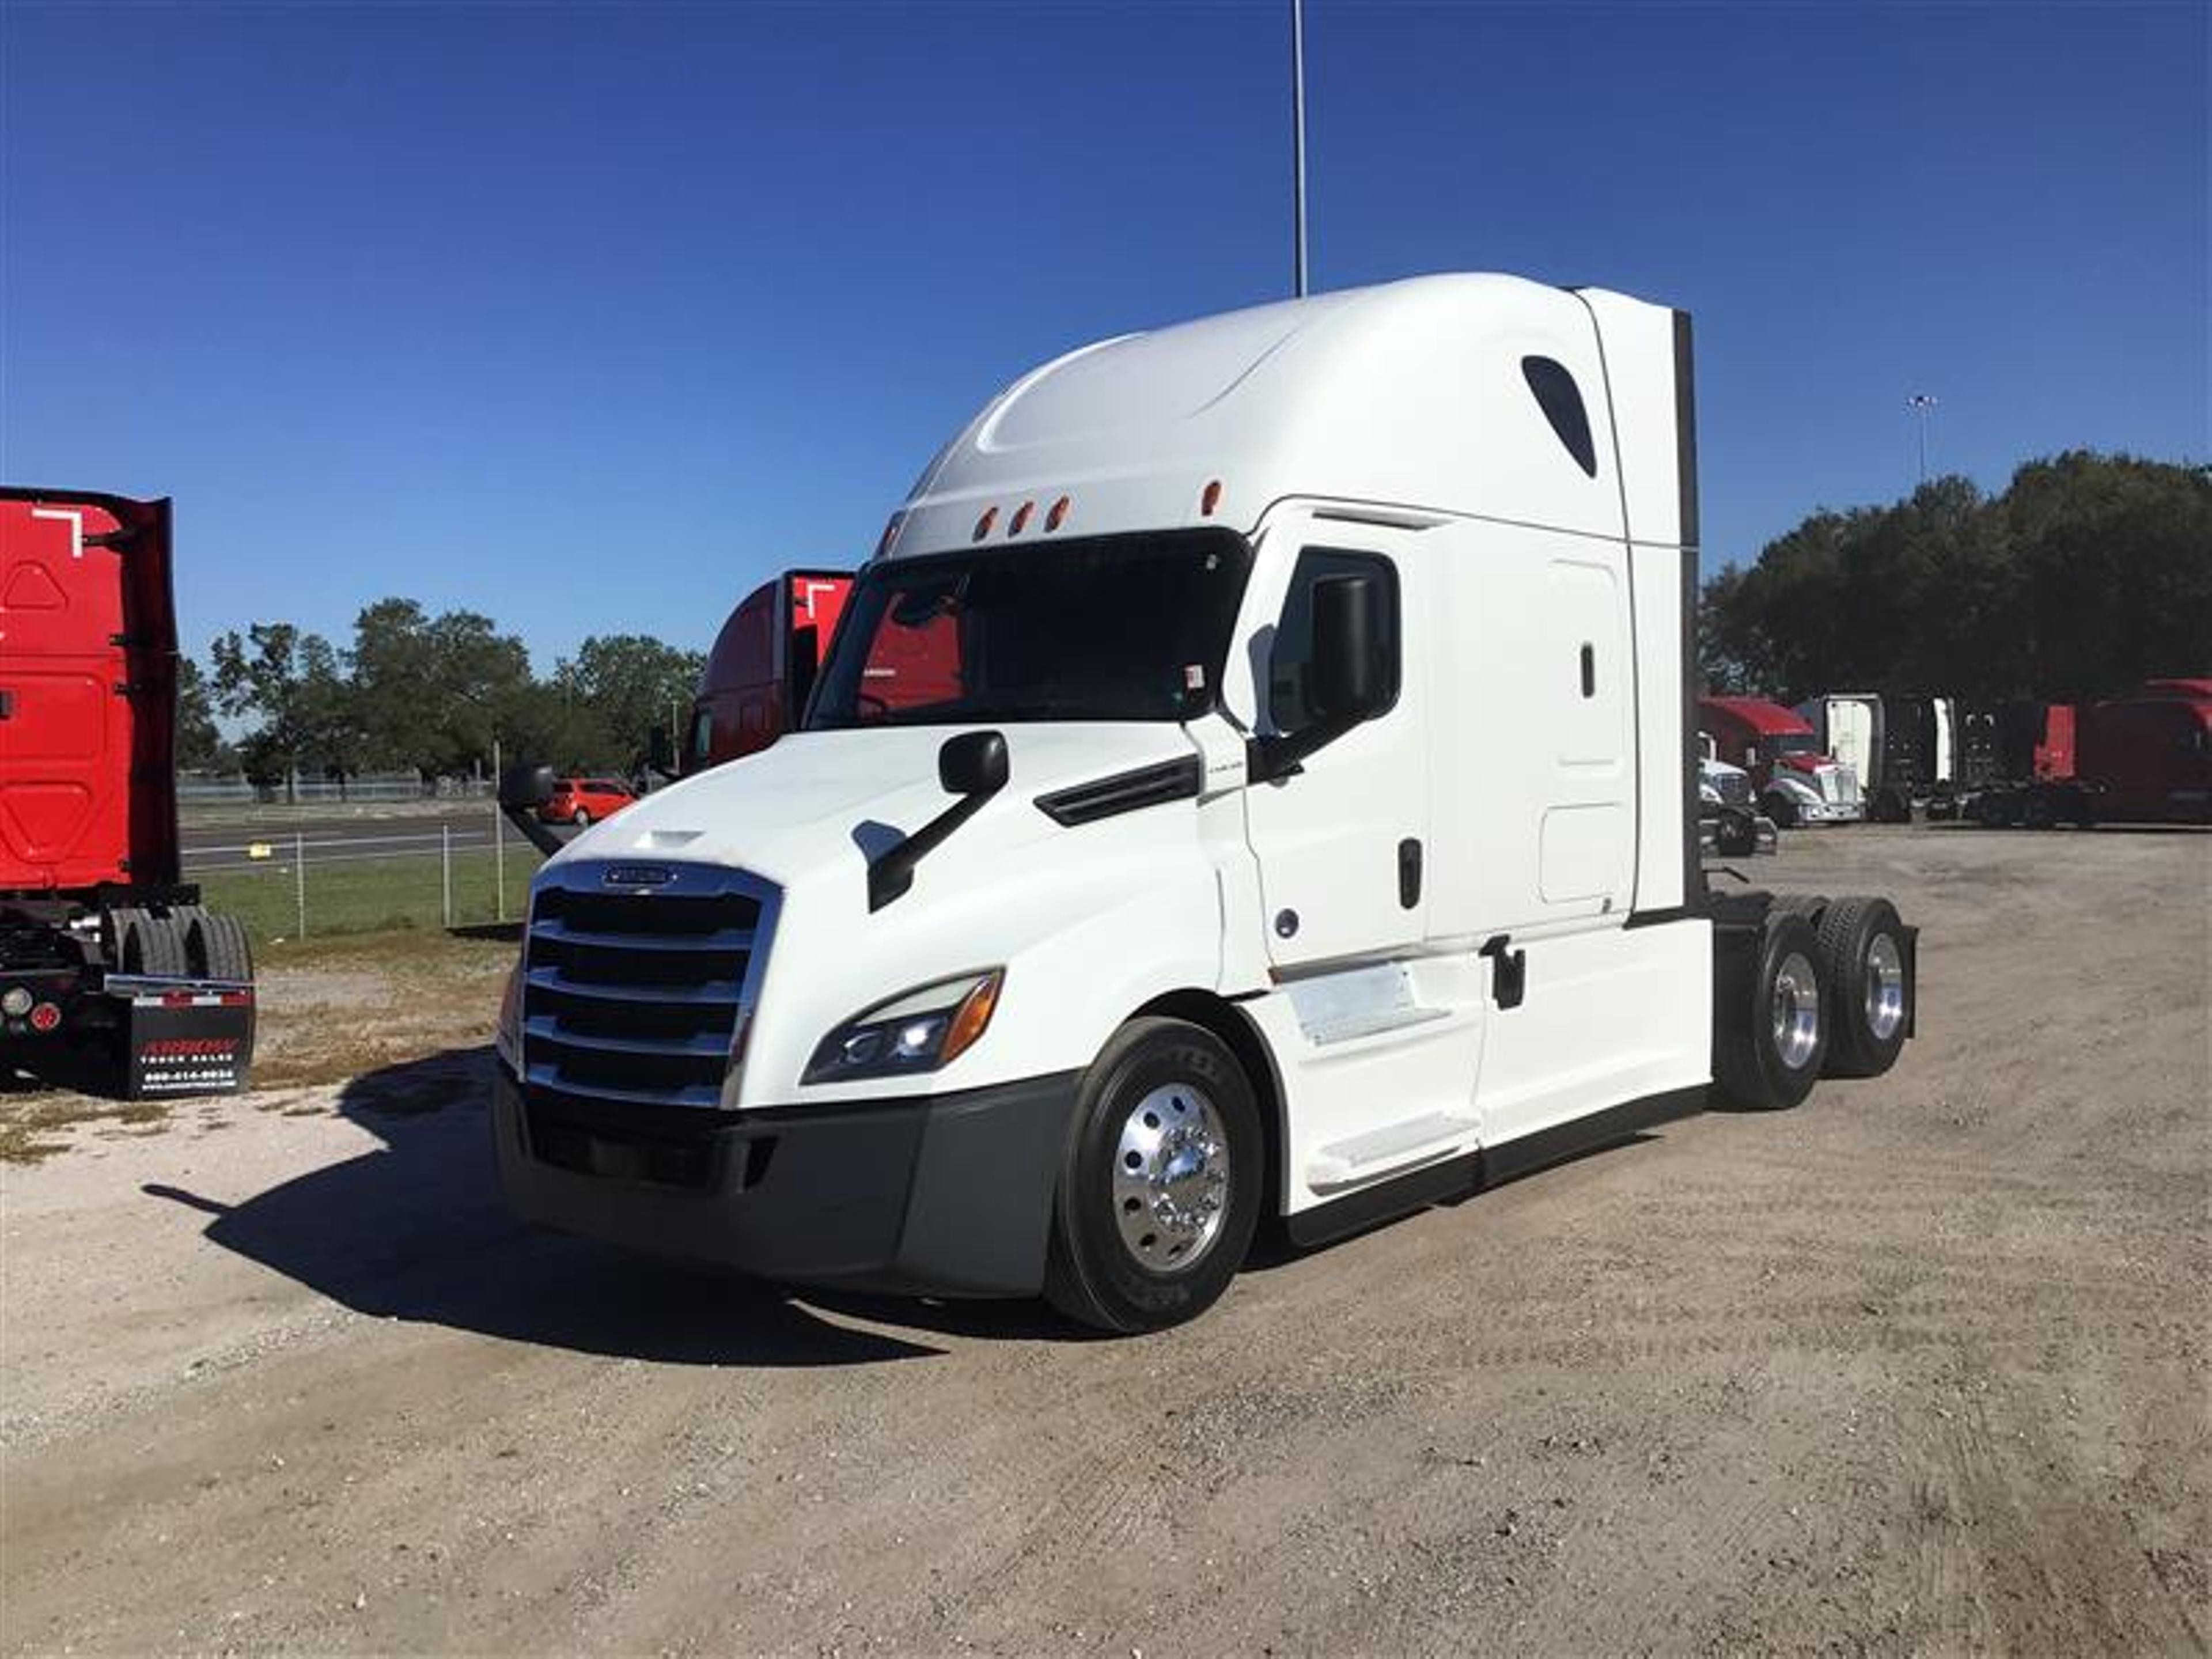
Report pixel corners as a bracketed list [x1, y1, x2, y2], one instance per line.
[1281, 1084, 1709, 1249]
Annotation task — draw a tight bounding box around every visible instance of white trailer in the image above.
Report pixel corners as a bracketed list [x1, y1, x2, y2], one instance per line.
[493, 274, 1918, 1332]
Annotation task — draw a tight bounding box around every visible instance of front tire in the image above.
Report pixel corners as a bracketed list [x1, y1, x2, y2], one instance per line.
[1761, 790, 1801, 831]
[571, 808, 592, 827]
[1044, 1017, 1262, 1334]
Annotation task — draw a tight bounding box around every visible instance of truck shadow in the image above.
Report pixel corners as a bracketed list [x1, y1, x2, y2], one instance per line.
[142, 1046, 1079, 1368]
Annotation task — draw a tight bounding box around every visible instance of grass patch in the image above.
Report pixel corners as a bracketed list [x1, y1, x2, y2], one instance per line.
[195, 849, 539, 945]
[0, 1099, 168, 1165]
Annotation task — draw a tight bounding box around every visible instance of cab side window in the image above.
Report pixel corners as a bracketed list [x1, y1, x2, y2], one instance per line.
[1268, 548, 1400, 733]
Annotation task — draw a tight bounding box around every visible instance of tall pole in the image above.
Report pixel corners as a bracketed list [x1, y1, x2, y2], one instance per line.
[1291, 0, 1309, 298]
[1909, 392, 1937, 487]
[492, 736, 505, 923]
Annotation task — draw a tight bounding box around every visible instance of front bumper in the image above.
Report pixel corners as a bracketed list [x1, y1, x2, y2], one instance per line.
[1793, 798, 1865, 824]
[493, 1063, 1081, 1297]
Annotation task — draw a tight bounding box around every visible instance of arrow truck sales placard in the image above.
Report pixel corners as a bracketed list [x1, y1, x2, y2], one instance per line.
[120, 986, 255, 1099]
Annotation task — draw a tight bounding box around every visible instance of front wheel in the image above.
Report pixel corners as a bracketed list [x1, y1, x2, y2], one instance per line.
[571, 808, 592, 827]
[1760, 790, 1801, 831]
[1044, 1017, 1262, 1334]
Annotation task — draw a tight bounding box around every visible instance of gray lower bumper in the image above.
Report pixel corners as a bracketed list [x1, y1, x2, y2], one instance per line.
[493, 1064, 1081, 1297]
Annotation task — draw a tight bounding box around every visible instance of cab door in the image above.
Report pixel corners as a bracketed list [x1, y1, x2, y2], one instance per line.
[1239, 512, 1430, 969]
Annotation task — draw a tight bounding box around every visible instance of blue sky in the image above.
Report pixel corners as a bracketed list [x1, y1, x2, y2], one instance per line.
[4, 1, 2205, 669]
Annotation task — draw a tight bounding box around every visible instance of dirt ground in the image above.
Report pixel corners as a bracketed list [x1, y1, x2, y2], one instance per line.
[2, 827, 2206, 1656]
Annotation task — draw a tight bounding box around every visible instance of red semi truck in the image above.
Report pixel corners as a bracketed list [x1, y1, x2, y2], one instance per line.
[1967, 680, 2211, 827]
[1698, 696, 1866, 828]
[682, 567, 964, 774]
[0, 488, 256, 1096]
[685, 570, 853, 772]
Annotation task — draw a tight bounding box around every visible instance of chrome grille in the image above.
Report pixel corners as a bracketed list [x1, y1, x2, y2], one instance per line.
[520, 861, 778, 1112]
[1710, 769, 1753, 809]
[1821, 765, 1862, 805]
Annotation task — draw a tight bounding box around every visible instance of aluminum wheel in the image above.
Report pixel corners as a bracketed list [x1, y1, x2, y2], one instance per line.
[1111, 1082, 1229, 1273]
[1864, 933, 1906, 1041]
[1771, 949, 1821, 1071]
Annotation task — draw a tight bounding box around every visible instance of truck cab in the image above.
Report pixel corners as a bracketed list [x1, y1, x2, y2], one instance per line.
[1699, 696, 1865, 828]
[686, 571, 853, 772]
[493, 276, 1916, 1331]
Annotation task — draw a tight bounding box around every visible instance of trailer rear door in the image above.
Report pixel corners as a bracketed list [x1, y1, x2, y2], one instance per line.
[0, 492, 176, 892]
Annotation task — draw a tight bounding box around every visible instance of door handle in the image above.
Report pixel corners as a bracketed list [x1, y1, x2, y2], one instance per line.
[1397, 838, 1422, 908]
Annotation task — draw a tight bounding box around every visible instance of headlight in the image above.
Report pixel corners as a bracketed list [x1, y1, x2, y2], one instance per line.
[495, 960, 522, 1070]
[805, 969, 1003, 1085]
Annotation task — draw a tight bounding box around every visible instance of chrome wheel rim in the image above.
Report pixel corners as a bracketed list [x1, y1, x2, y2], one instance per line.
[1771, 950, 1821, 1070]
[1112, 1082, 1229, 1272]
[1865, 934, 1906, 1041]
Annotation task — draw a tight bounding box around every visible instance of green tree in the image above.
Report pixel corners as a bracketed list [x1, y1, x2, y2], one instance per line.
[349, 599, 536, 779]
[1702, 453, 2210, 703]
[209, 623, 353, 796]
[174, 657, 231, 772]
[553, 634, 704, 771]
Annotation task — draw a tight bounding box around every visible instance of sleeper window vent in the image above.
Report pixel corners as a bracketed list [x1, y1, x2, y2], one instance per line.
[1522, 355, 1598, 478]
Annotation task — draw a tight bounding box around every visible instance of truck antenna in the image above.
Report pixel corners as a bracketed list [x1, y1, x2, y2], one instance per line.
[1292, 0, 1309, 297]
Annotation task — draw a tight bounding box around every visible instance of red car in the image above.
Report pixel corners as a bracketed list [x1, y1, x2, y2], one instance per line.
[539, 776, 635, 826]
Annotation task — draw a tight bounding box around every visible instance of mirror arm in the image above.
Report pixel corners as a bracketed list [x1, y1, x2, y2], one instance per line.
[866, 790, 994, 912]
[1247, 715, 1357, 785]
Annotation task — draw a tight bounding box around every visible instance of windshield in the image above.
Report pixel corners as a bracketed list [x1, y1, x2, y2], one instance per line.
[806, 530, 1253, 729]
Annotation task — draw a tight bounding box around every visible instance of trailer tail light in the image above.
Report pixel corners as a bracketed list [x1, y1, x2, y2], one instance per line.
[1046, 495, 1070, 532]
[0, 987, 29, 1017]
[28, 1002, 61, 1033]
[972, 506, 997, 541]
[1200, 479, 1223, 517]
[1009, 501, 1033, 536]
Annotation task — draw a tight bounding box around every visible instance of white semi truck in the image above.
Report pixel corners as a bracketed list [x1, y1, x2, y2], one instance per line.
[493, 274, 1917, 1332]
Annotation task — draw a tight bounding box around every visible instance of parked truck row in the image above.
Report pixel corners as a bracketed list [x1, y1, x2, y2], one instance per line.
[1697, 686, 2208, 831]
[495, 274, 1920, 1332]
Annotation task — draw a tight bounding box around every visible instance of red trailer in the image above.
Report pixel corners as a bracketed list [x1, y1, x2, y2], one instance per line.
[1, 488, 255, 1095]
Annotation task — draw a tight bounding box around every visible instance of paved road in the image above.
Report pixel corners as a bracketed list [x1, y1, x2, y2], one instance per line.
[2, 828, 2205, 1654]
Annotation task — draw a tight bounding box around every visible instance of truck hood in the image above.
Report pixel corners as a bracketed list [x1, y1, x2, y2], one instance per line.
[1778, 752, 1840, 775]
[542, 722, 1203, 892]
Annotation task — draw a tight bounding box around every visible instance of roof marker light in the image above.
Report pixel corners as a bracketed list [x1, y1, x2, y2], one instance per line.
[1046, 496, 1070, 532]
[1200, 479, 1223, 517]
[1009, 501, 1033, 536]
[972, 506, 997, 541]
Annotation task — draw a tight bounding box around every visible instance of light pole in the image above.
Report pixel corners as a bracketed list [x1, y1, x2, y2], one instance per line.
[1291, 0, 1308, 297]
[1908, 392, 1938, 487]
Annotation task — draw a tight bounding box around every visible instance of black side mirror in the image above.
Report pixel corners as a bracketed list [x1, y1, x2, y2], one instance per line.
[866, 730, 1009, 912]
[1309, 573, 1388, 722]
[646, 724, 676, 776]
[939, 729, 1009, 797]
[499, 763, 555, 810]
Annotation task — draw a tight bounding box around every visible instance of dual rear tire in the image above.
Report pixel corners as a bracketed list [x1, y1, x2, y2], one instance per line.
[1713, 895, 1913, 1109]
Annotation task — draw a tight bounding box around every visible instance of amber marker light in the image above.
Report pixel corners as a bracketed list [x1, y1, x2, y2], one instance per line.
[1200, 479, 1223, 517]
[941, 969, 1005, 1066]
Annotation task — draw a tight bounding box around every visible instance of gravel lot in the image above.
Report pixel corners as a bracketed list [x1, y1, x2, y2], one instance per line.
[2, 827, 2206, 1655]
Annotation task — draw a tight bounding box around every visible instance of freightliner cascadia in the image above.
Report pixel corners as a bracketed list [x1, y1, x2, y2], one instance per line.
[0, 489, 255, 1096]
[493, 275, 1918, 1331]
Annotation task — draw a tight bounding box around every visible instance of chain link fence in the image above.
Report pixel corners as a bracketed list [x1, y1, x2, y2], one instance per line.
[186, 812, 543, 943]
